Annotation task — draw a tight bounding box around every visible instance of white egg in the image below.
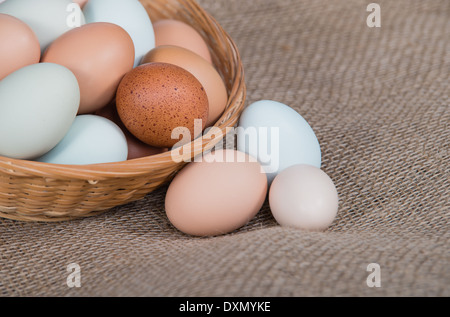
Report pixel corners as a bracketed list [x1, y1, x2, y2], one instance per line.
[0, 0, 86, 53]
[36, 115, 128, 165]
[83, 0, 155, 67]
[269, 164, 339, 232]
[237, 100, 321, 184]
[0, 63, 80, 160]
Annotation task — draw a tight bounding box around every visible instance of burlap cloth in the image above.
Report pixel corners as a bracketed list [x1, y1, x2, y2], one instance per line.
[0, 0, 448, 297]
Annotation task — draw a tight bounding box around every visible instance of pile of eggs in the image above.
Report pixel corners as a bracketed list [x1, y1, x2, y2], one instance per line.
[0, 0, 339, 236]
[166, 100, 339, 236]
[0, 0, 227, 163]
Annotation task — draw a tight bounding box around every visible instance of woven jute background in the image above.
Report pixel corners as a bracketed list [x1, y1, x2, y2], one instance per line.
[1, 0, 448, 297]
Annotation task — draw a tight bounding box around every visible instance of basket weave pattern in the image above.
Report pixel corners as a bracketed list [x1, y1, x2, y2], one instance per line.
[0, 0, 246, 222]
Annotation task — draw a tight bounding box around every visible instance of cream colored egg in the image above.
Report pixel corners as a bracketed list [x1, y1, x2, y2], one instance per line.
[269, 164, 339, 231]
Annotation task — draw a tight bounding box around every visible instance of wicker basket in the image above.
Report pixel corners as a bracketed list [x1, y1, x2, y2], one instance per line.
[0, 0, 246, 222]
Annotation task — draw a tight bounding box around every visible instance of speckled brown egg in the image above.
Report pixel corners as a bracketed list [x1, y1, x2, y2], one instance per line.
[141, 45, 228, 128]
[116, 62, 209, 148]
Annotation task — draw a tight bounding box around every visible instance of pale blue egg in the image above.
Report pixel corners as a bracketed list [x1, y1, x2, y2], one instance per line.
[0, 0, 86, 54]
[36, 115, 128, 165]
[0, 63, 80, 160]
[237, 100, 321, 184]
[83, 0, 155, 68]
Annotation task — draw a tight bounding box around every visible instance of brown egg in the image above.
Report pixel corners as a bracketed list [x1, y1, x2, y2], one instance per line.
[95, 101, 168, 160]
[0, 14, 40, 81]
[153, 19, 212, 64]
[116, 62, 209, 148]
[165, 149, 268, 237]
[41, 22, 135, 114]
[142, 45, 228, 127]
